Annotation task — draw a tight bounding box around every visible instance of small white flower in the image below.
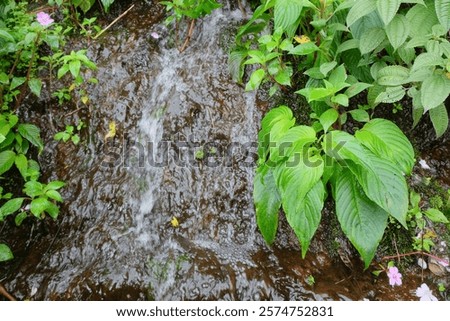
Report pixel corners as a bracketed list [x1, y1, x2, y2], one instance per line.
[415, 283, 438, 301]
[150, 32, 160, 39]
[419, 159, 431, 170]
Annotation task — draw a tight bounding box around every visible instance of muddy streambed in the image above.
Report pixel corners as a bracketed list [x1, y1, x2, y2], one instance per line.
[1, 1, 449, 300]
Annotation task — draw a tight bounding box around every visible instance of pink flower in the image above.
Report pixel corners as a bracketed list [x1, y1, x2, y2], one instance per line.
[438, 259, 449, 267]
[387, 267, 402, 287]
[150, 32, 160, 39]
[415, 283, 438, 301]
[36, 12, 54, 27]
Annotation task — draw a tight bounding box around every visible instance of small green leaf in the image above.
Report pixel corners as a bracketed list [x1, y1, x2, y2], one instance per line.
[289, 42, 319, 55]
[46, 181, 66, 190]
[69, 60, 81, 78]
[331, 94, 349, 107]
[421, 73, 450, 111]
[24, 181, 44, 198]
[319, 61, 338, 76]
[349, 109, 370, 122]
[28, 78, 42, 97]
[345, 82, 372, 98]
[18, 124, 43, 152]
[14, 153, 28, 179]
[359, 28, 386, 54]
[0, 72, 9, 84]
[45, 190, 63, 202]
[0, 150, 16, 175]
[435, 0, 450, 30]
[57, 64, 69, 79]
[429, 103, 449, 138]
[425, 208, 449, 223]
[347, 0, 377, 26]
[412, 53, 445, 71]
[30, 197, 51, 218]
[0, 244, 14, 262]
[320, 108, 339, 133]
[376, 0, 401, 25]
[375, 86, 405, 104]
[10, 77, 26, 90]
[385, 14, 410, 50]
[71, 135, 80, 145]
[245, 69, 265, 91]
[377, 65, 410, 86]
[15, 211, 28, 226]
[0, 198, 24, 220]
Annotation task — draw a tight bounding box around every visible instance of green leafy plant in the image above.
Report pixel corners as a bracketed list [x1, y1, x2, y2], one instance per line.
[48, 0, 115, 14]
[160, 0, 222, 51]
[54, 121, 84, 145]
[254, 105, 414, 268]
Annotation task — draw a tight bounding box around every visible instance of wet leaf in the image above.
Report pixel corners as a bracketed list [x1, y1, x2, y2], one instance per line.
[104, 121, 116, 141]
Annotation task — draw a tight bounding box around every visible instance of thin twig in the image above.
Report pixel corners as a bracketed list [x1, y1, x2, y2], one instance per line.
[93, 5, 135, 40]
[179, 18, 196, 53]
[381, 251, 449, 265]
[393, 235, 400, 266]
[0, 283, 16, 301]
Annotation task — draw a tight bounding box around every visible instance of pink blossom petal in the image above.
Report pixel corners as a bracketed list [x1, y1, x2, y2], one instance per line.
[36, 12, 54, 27]
[151, 32, 160, 39]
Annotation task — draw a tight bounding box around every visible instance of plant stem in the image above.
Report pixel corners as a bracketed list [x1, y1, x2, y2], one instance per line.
[0, 283, 16, 301]
[93, 5, 135, 40]
[381, 251, 449, 265]
[179, 18, 196, 53]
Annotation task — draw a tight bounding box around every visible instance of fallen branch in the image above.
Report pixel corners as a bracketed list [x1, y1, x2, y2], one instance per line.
[93, 5, 135, 40]
[0, 283, 16, 301]
[381, 251, 449, 266]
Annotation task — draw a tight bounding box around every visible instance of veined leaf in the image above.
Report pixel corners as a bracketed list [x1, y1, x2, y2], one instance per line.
[30, 197, 52, 218]
[289, 42, 318, 55]
[320, 108, 339, 133]
[228, 50, 247, 83]
[374, 86, 405, 104]
[269, 126, 316, 164]
[346, 0, 377, 26]
[412, 53, 445, 71]
[355, 118, 415, 174]
[376, 0, 401, 25]
[435, 0, 450, 30]
[258, 106, 295, 161]
[424, 208, 449, 223]
[254, 165, 281, 244]
[15, 153, 28, 179]
[17, 124, 43, 153]
[245, 68, 265, 91]
[346, 155, 409, 227]
[0, 150, 15, 175]
[274, 0, 303, 32]
[335, 168, 389, 268]
[406, 2, 439, 37]
[377, 65, 410, 86]
[28, 78, 42, 97]
[421, 73, 450, 111]
[282, 180, 325, 258]
[345, 82, 372, 98]
[429, 103, 449, 138]
[359, 28, 386, 54]
[385, 14, 410, 50]
[0, 198, 24, 220]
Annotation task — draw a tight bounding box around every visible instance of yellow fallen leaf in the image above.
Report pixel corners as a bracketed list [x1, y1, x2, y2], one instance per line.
[81, 96, 89, 105]
[171, 217, 179, 227]
[104, 121, 116, 141]
[294, 35, 311, 44]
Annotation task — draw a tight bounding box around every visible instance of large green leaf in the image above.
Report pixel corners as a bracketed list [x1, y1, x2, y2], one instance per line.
[17, 124, 43, 152]
[269, 125, 316, 163]
[355, 118, 415, 174]
[0, 150, 15, 175]
[359, 28, 386, 54]
[412, 53, 445, 71]
[421, 73, 450, 111]
[376, 65, 409, 86]
[282, 180, 325, 258]
[274, 0, 303, 32]
[345, 155, 408, 227]
[346, 0, 377, 26]
[429, 103, 449, 138]
[385, 14, 410, 50]
[406, 2, 439, 37]
[30, 197, 52, 218]
[376, 0, 401, 25]
[254, 165, 281, 244]
[258, 106, 295, 161]
[435, 0, 450, 30]
[335, 168, 389, 268]
[274, 152, 324, 203]
[0, 244, 13, 262]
